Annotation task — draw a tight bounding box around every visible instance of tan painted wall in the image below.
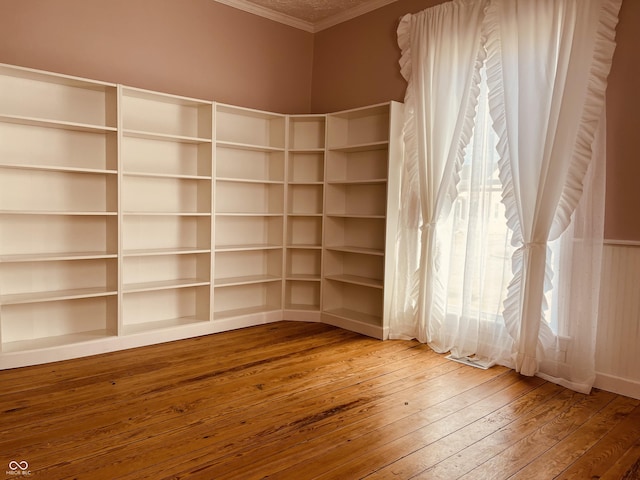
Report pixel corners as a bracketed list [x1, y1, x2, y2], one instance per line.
[0, 0, 314, 113]
[311, 0, 438, 113]
[312, 0, 640, 242]
[604, 0, 640, 242]
[0, 0, 637, 239]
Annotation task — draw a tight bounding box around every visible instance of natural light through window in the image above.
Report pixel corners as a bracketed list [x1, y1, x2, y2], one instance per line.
[440, 68, 513, 325]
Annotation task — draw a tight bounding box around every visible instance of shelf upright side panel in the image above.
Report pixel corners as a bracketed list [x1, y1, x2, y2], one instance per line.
[207, 103, 216, 322]
[117, 84, 125, 336]
[282, 116, 290, 313]
[382, 101, 405, 336]
[212, 103, 219, 323]
[320, 118, 328, 315]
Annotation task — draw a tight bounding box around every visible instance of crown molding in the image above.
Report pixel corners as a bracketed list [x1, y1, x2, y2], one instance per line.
[213, 0, 315, 32]
[213, 0, 398, 33]
[314, 0, 399, 32]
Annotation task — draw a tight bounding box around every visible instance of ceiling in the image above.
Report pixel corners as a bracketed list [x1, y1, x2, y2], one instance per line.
[214, 0, 399, 32]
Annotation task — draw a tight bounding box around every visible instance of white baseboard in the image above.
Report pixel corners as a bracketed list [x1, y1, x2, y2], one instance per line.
[594, 371, 640, 400]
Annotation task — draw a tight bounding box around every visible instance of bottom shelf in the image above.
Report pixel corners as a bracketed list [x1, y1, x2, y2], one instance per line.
[0, 295, 118, 353]
[213, 304, 281, 321]
[284, 303, 320, 312]
[1, 329, 113, 353]
[284, 304, 321, 323]
[285, 280, 320, 312]
[321, 309, 385, 340]
[121, 316, 210, 336]
[322, 307, 381, 327]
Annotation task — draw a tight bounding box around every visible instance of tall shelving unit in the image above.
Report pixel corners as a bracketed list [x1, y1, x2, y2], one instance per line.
[322, 102, 403, 339]
[0, 62, 403, 369]
[119, 86, 213, 335]
[285, 115, 326, 321]
[213, 104, 286, 328]
[0, 64, 119, 354]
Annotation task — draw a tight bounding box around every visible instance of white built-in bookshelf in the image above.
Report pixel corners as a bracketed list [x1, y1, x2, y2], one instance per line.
[0, 63, 403, 368]
[0, 63, 119, 356]
[213, 104, 286, 327]
[322, 103, 403, 338]
[120, 86, 214, 336]
[285, 115, 326, 321]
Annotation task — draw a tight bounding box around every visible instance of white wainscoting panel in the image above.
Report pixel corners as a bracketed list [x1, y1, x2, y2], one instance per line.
[595, 242, 640, 399]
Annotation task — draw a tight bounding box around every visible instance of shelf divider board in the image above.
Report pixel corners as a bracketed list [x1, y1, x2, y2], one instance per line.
[0, 114, 117, 133]
[0, 287, 118, 305]
[123, 279, 210, 294]
[123, 129, 211, 144]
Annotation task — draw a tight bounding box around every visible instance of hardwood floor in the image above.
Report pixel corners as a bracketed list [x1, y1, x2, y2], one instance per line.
[1, 321, 639, 479]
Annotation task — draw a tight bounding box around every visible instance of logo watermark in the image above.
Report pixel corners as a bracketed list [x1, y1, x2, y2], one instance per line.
[6, 461, 31, 476]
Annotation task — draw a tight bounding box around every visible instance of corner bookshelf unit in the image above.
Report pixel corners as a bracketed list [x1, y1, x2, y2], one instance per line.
[213, 104, 286, 327]
[322, 102, 403, 339]
[285, 115, 326, 320]
[0, 61, 404, 369]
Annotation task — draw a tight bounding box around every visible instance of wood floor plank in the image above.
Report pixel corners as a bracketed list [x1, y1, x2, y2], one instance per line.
[0, 324, 353, 435]
[0, 321, 320, 392]
[599, 439, 640, 480]
[10, 329, 429, 477]
[46, 344, 452, 479]
[444, 389, 619, 480]
[556, 403, 640, 479]
[256, 371, 544, 480]
[0, 322, 343, 417]
[1, 321, 638, 480]
[2, 325, 359, 456]
[3, 330, 390, 454]
[339, 379, 567, 480]
[162, 363, 511, 480]
[205, 369, 524, 480]
[508, 396, 640, 479]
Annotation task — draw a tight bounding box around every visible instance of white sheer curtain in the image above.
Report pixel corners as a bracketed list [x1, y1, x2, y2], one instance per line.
[391, 0, 621, 393]
[390, 0, 488, 347]
[485, 0, 621, 388]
